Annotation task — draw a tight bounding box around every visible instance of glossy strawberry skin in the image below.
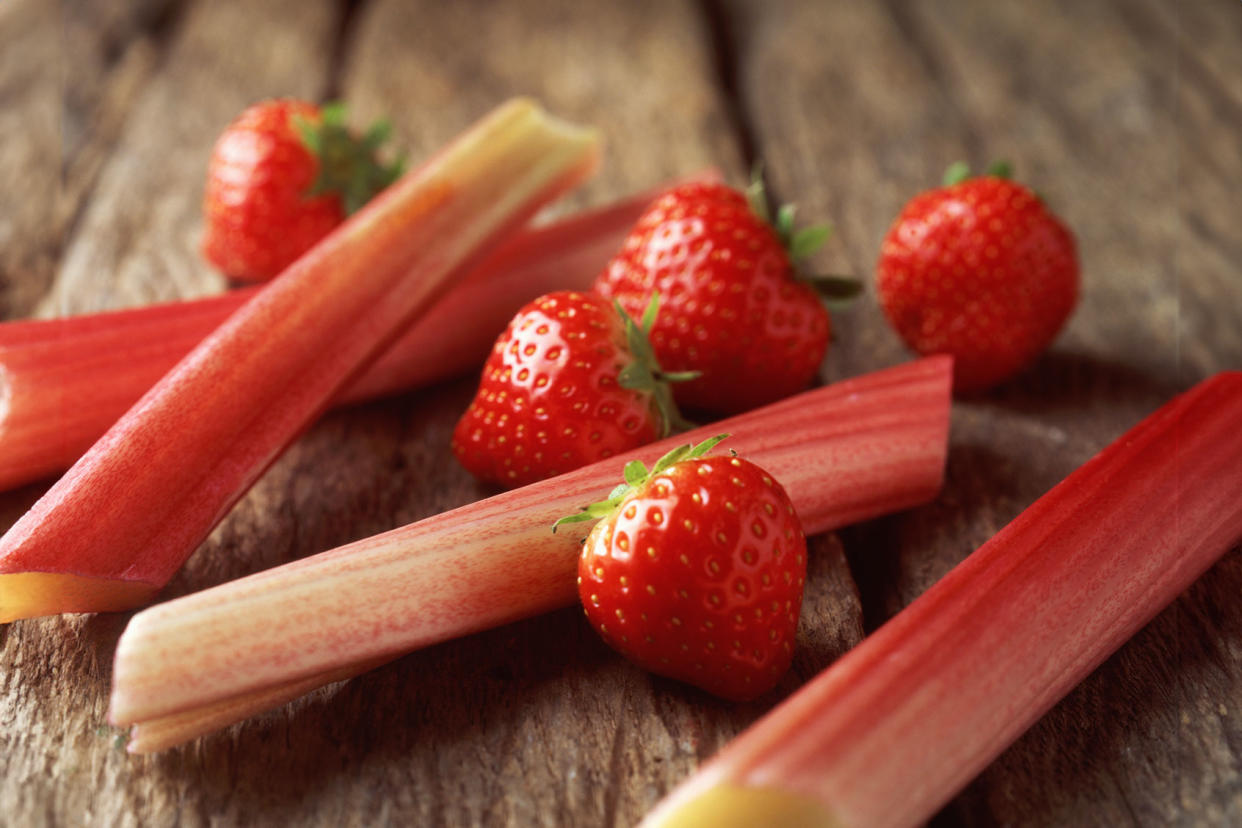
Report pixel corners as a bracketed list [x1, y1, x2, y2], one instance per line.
[201, 100, 343, 283]
[596, 182, 829, 414]
[579, 455, 806, 701]
[876, 177, 1079, 392]
[452, 291, 661, 489]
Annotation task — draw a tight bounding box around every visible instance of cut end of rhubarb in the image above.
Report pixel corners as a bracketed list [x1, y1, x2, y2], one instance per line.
[642, 784, 841, 828]
[0, 572, 156, 623]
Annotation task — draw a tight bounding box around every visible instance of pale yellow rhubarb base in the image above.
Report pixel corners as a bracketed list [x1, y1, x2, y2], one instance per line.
[123, 655, 392, 752]
[644, 784, 841, 828]
[0, 572, 156, 622]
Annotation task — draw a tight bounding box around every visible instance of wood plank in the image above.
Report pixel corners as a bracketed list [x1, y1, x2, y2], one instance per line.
[731, 0, 1241, 823]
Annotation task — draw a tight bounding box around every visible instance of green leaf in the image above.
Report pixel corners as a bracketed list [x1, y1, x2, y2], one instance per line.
[319, 101, 347, 125]
[650, 443, 693, 476]
[658, 369, 701, 383]
[295, 116, 322, 155]
[640, 292, 660, 333]
[790, 224, 832, 260]
[746, 162, 772, 224]
[985, 160, 1013, 179]
[623, 460, 648, 488]
[552, 510, 605, 532]
[363, 119, 392, 150]
[943, 161, 972, 187]
[689, 433, 729, 458]
[776, 203, 797, 246]
[617, 361, 653, 392]
[610, 293, 693, 437]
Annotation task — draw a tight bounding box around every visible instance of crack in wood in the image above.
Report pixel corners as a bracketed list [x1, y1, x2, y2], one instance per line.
[323, 0, 368, 101]
[697, 0, 759, 174]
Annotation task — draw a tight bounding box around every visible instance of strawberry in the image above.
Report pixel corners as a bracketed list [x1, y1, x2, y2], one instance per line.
[201, 99, 403, 283]
[451, 291, 693, 489]
[876, 162, 1079, 392]
[595, 180, 856, 415]
[560, 435, 807, 701]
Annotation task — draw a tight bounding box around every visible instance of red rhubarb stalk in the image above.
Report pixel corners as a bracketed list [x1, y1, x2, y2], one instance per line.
[0, 98, 601, 623]
[641, 370, 1242, 828]
[0, 181, 694, 492]
[108, 357, 952, 750]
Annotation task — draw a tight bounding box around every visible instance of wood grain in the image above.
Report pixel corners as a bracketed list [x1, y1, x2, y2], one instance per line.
[339, 0, 745, 207]
[0, 0, 170, 320]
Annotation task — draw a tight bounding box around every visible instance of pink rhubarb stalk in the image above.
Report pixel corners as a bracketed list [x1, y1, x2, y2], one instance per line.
[642, 370, 1242, 828]
[108, 357, 953, 751]
[0, 181, 686, 492]
[0, 98, 601, 622]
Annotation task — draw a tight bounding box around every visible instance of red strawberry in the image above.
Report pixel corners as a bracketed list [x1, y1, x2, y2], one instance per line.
[201, 99, 402, 283]
[452, 291, 692, 489]
[561, 436, 807, 701]
[595, 180, 854, 414]
[876, 163, 1079, 392]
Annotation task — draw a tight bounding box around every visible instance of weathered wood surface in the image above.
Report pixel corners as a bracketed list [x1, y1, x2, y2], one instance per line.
[0, 0, 1238, 825]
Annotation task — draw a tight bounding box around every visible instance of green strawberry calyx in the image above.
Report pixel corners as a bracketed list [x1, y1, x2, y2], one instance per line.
[614, 293, 698, 437]
[296, 102, 406, 214]
[745, 166, 862, 307]
[552, 434, 730, 532]
[943, 159, 1013, 187]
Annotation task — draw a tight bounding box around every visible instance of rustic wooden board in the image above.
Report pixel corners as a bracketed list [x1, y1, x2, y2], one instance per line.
[1, 0, 1239, 825]
[734, 0, 1242, 824]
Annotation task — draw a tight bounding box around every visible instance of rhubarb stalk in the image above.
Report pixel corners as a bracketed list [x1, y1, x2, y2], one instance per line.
[0, 181, 686, 492]
[0, 98, 601, 622]
[641, 371, 1242, 828]
[108, 357, 952, 750]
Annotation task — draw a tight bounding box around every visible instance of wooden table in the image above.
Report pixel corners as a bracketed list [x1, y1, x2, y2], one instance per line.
[2, 0, 1240, 824]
